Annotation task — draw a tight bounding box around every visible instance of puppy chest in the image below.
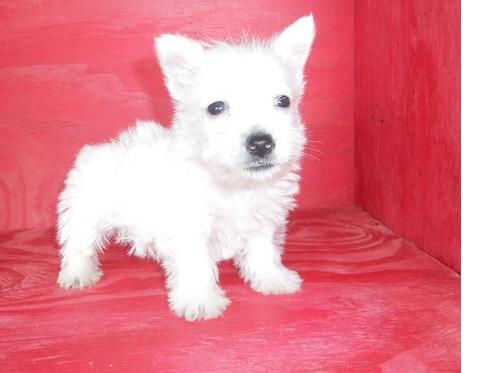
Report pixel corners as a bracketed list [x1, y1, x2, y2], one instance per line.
[208, 203, 256, 261]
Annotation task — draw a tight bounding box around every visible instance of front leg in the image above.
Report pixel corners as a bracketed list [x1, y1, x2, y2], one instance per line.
[160, 237, 230, 321]
[236, 231, 302, 295]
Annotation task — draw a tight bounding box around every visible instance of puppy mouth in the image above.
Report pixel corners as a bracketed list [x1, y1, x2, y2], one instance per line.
[246, 161, 275, 172]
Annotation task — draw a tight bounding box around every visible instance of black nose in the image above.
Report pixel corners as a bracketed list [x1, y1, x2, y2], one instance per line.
[246, 132, 275, 158]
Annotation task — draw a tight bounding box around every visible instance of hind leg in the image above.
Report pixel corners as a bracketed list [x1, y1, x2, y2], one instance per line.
[57, 223, 104, 289]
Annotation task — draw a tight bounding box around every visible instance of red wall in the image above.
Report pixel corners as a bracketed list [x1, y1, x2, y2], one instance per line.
[0, 1, 354, 230]
[1, 1, 461, 273]
[354, 0, 460, 271]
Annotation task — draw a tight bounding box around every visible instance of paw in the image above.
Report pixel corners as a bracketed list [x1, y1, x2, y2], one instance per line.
[250, 266, 302, 295]
[57, 267, 103, 289]
[169, 287, 230, 321]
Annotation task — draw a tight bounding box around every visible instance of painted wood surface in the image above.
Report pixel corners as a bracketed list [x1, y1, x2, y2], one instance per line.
[354, 0, 461, 271]
[0, 1, 354, 230]
[0, 208, 460, 371]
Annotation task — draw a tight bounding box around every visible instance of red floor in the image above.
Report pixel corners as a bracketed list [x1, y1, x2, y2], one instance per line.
[0, 207, 460, 372]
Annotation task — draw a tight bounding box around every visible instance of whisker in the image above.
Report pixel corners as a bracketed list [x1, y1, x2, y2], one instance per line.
[302, 151, 321, 162]
[307, 139, 325, 145]
[304, 145, 324, 156]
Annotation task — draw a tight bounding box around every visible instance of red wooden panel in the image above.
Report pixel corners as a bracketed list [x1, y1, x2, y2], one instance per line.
[0, 1, 354, 230]
[0, 208, 460, 371]
[354, 0, 461, 272]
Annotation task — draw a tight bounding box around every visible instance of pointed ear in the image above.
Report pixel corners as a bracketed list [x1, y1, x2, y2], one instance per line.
[155, 34, 204, 100]
[272, 14, 316, 79]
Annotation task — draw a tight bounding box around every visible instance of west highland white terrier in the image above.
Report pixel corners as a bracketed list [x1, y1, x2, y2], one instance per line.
[57, 15, 316, 320]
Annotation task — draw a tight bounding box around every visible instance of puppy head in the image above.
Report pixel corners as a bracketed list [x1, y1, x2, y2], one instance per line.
[155, 15, 315, 182]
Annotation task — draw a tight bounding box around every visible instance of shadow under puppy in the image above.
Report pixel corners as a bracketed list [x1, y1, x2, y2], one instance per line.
[57, 15, 316, 321]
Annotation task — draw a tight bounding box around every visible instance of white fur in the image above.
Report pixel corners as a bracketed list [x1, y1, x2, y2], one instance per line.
[57, 15, 315, 321]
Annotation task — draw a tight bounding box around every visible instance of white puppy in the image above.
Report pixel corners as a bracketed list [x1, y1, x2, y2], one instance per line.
[57, 15, 315, 320]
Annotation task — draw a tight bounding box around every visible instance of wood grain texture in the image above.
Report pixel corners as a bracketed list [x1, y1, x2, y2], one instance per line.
[0, 208, 460, 371]
[0, 0, 354, 230]
[354, 0, 461, 271]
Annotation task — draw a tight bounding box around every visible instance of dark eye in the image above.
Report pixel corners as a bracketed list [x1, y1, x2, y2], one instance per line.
[274, 95, 290, 108]
[207, 101, 227, 115]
